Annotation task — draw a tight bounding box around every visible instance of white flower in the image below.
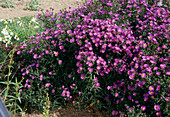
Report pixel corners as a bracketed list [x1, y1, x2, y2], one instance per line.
[14, 35, 19, 40]
[4, 20, 8, 24]
[10, 32, 14, 35]
[3, 39, 6, 43]
[1, 26, 9, 35]
[31, 17, 39, 24]
[17, 21, 21, 24]
[35, 26, 39, 29]
[8, 19, 12, 23]
[5, 43, 8, 47]
[19, 22, 22, 26]
[31, 17, 36, 22]
[0, 37, 2, 41]
[0, 19, 3, 22]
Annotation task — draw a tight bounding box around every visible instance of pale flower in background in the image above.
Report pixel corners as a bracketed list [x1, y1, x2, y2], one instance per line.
[1, 25, 9, 36]
[0, 19, 3, 22]
[14, 35, 20, 40]
[31, 17, 39, 24]
[19, 22, 22, 26]
[17, 21, 20, 24]
[31, 17, 36, 22]
[35, 26, 39, 29]
[8, 19, 12, 23]
[4, 20, 8, 24]
[17, 21, 22, 26]
[10, 32, 13, 35]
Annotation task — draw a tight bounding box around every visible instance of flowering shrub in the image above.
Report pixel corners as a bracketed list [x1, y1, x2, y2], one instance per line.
[12, 0, 170, 116]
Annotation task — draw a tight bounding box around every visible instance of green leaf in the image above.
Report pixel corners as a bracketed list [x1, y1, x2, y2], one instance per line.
[17, 95, 22, 103]
[4, 89, 9, 100]
[0, 81, 7, 85]
[16, 104, 23, 111]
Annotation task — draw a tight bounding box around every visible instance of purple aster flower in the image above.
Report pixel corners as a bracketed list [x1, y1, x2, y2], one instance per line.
[54, 51, 59, 56]
[45, 50, 49, 54]
[19, 89, 22, 92]
[45, 83, 51, 87]
[156, 85, 161, 91]
[26, 70, 29, 74]
[51, 89, 55, 93]
[68, 74, 71, 78]
[141, 106, 146, 111]
[58, 60, 62, 64]
[97, 66, 101, 70]
[141, 73, 146, 78]
[166, 72, 170, 75]
[94, 77, 98, 82]
[129, 107, 134, 112]
[143, 97, 148, 101]
[94, 82, 100, 88]
[28, 85, 31, 88]
[70, 38, 75, 43]
[115, 93, 119, 97]
[128, 95, 132, 100]
[106, 3, 113, 7]
[49, 71, 52, 75]
[160, 64, 166, 69]
[162, 45, 167, 49]
[33, 54, 38, 59]
[107, 86, 112, 90]
[116, 100, 119, 104]
[106, 95, 110, 102]
[153, 67, 158, 70]
[78, 91, 81, 95]
[121, 98, 124, 101]
[154, 105, 160, 111]
[112, 110, 118, 115]
[129, 74, 135, 80]
[40, 75, 43, 81]
[135, 100, 139, 103]
[156, 72, 161, 76]
[59, 45, 64, 50]
[36, 63, 39, 68]
[143, 43, 147, 48]
[61, 90, 66, 96]
[165, 97, 169, 101]
[148, 91, 154, 95]
[17, 51, 21, 55]
[26, 79, 29, 83]
[127, 5, 132, 8]
[72, 83, 76, 86]
[88, 67, 93, 73]
[149, 86, 154, 91]
[81, 74, 85, 79]
[156, 111, 162, 116]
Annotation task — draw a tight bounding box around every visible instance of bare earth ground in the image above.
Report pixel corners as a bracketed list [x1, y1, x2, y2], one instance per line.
[0, 0, 112, 116]
[0, 0, 85, 19]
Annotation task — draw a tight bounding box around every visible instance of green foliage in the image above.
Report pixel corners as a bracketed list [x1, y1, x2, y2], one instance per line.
[0, 46, 24, 116]
[0, 0, 15, 8]
[26, 0, 40, 11]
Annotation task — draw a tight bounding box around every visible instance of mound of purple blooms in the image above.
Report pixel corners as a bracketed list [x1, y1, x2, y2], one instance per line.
[14, 0, 169, 116]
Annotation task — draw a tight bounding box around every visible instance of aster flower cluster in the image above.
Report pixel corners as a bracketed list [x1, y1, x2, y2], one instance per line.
[13, 0, 170, 116]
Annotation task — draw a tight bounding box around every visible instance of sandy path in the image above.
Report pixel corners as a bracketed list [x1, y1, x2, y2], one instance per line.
[0, 0, 85, 19]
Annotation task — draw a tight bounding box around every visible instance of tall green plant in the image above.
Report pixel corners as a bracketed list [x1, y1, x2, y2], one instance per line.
[26, 0, 40, 11]
[0, 45, 24, 117]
